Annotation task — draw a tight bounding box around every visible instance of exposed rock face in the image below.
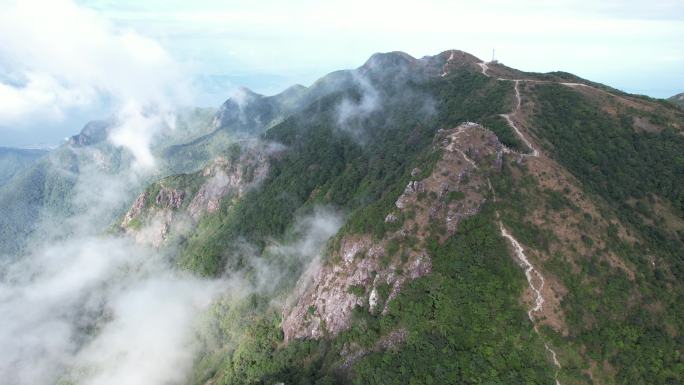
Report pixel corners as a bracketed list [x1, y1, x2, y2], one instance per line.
[68, 120, 110, 146]
[384, 213, 397, 223]
[282, 123, 504, 341]
[395, 181, 426, 209]
[121, 192, 148, 227]
[155, 187, 185, 209]
[187, 150, 269, 219]
[283, 233, 430, 341]
[120, 145, 271, 247]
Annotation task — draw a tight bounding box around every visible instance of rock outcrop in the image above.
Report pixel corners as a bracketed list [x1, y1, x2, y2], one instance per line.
[187, 150, 269, 220]
[155, 187, 185, 209]
[121, 192, 148, 227]
[282, 123, 504, 341]
[119, 144, 271, 247]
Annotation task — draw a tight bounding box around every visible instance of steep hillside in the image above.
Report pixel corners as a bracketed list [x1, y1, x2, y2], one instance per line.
[0, 147, 47, 186]
[117, 141, 271, 250]
[15, 49, 683, 385]
[172, 50, 512, 277]
[669, 92, 684, 107]
[0, 107, 221, 257]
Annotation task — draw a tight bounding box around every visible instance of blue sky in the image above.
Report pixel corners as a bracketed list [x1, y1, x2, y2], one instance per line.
[1, 0, 683, 147]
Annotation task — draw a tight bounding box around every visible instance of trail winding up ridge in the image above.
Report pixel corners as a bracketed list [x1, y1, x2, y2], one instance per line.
[476, 59, 563, 384]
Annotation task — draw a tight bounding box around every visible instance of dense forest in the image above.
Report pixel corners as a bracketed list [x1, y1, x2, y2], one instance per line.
[173, 60, 684, 385]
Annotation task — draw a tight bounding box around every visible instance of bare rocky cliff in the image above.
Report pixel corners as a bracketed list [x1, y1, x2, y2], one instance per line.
[282, 123, 504, 341]
[119, 145, 271, 247]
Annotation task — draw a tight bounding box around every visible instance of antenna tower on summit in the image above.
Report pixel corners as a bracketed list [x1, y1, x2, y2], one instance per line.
[491, 49, 498, 64]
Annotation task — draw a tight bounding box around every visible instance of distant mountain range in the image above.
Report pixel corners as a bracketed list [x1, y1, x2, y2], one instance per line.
[1, 49, 683, 385]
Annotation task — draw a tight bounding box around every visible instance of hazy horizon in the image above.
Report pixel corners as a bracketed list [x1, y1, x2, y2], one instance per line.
[0, 3, 683, 385]
[1, 0, 682, 147]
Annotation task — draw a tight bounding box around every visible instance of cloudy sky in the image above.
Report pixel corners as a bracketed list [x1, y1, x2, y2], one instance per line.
[1, 0, 683, 147]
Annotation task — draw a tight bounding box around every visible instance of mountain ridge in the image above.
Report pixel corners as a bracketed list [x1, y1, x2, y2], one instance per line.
[1, 49, 683, 385]
[110, 49, 684, 385]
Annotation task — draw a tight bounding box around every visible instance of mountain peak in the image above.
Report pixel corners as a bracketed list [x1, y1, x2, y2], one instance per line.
[232, 86, 263, 102]
[362, 51, 418, 69]
[278, 84, 307, 97]
[68, 119, 111, 146]
[436, 49, 481, 62]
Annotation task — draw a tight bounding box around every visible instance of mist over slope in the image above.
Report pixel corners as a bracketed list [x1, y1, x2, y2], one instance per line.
[0, 106, 224, 256]
[0, 49, 683, 385]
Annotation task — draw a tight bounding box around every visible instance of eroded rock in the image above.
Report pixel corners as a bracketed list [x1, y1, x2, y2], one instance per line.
[282, 123, 504, 341]
[121, 192, 148, 227]
[155, 187, 185, 209]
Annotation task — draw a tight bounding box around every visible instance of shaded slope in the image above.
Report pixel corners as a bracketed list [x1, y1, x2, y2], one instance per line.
[669, 92, 684, 107]
[0, 147, 48, 187]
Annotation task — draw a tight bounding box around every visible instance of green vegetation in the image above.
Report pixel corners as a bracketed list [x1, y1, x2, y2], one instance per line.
[40, 56, 676, 385]
[490, 83, 684, 384]
[0, 147, 47, 186]
[533, 83, 684, 276]
[434, 69, 512, 128]
[445, 190, 465, 203]
[179, 70, 513, 276]
[533, 84, 684, 214]
[350, 209, 555, 384]
[481, 115, 525, 151]
[190, 209, 556, 385]
[0, 106, 225, 256]
[0, 152, 79, 255]
[347, 285, 366, 297]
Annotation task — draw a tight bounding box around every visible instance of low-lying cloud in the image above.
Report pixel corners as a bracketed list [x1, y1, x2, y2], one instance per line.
[0, 236, 223, 385]
[261, 207, 344, 295]
[108, 102, 177, 170]
[336, 73, 381, 131]
[0, 0, 193, 166]
[0, 142, 343, 385]
[0, 0, 190, 124]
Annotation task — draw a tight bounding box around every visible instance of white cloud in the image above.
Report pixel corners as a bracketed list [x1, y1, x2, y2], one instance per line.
[0, 234, 224, 385]
[107, 102, 176, 170]
[0, 0, 194, 165]
[86, 0, 684, 98]
[0, 201, 344, 385]
[0, 0, 190, 113]
[74, 274, 219, 385]
[336, 73, 380, 132]
[0, 72, 94, 123]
